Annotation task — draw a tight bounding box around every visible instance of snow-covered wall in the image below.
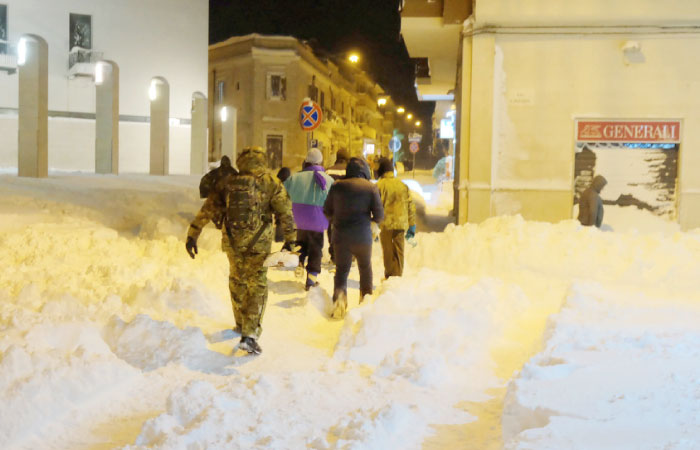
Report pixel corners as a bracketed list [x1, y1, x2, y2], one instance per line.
[0, 0, 208, 173]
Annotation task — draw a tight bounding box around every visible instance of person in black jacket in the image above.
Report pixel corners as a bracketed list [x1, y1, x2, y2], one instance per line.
[323, 158, 384, 319]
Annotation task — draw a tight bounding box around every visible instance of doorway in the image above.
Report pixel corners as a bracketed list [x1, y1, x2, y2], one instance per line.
[266, 134, 283, 170]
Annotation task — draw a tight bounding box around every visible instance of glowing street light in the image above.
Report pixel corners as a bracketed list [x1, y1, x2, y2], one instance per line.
[397, 106, 405, 114]
[406, 113, 413, 120]
[415, 121, 421, 127]
[148, 80, 158, 101]
[348, 53, 360, 64]
[220, 106, 228, 122]
[94, 62, 105, 85]
[377, 97, 387, 107]
[17, 38, 27, 66]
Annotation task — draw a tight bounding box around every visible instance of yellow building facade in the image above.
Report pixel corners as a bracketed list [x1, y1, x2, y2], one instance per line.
[208, 34, 392, 171]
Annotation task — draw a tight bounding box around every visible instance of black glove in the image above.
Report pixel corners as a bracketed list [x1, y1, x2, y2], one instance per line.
[186, 237, 198, 259]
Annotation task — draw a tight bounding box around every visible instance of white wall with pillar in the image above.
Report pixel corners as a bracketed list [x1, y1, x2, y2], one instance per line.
[0, 0, 208, 174]
[457, 0, 700, 229]
[17, 34, 48, 178]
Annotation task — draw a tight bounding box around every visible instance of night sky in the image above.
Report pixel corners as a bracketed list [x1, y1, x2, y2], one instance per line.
[209, 0, 435, 124]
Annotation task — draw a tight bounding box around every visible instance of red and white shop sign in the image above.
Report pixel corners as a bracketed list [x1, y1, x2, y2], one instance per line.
[576, 120, 681, 143]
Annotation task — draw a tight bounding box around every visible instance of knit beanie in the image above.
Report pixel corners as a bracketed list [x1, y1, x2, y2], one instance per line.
[305, 148, 323, 165]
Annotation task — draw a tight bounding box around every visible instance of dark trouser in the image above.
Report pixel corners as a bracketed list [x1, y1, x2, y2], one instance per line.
[297, 229, 324, 274]
[327, 224, 334, 263]
[333, 238, 373, 300]
[380, 229, 405, 278]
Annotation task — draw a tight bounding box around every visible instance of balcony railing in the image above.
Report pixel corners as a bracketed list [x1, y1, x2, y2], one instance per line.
[68, 47, 103, 78]
[0, 41, 17, 74]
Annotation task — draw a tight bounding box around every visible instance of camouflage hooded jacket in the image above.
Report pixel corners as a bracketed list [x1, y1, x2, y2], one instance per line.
[187, 147, 295, 254]
[376, 172, 416, 231]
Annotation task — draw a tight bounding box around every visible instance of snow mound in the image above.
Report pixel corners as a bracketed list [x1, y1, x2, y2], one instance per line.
[503, 283, 700, 449]
[127, 374, 435, 450]
[0, 322, 138, 448]
[335, 270, 529, 392]
[104, 315, 236, 374]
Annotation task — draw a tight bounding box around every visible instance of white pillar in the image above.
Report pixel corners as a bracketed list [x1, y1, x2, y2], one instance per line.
[149, 76, 169, 175]
[190, 92, 207, 174]
[95, 60, 119, 174]
[18, 34, 48, 178]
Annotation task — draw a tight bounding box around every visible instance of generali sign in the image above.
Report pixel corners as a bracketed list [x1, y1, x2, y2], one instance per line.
[576, 119, 681, 143]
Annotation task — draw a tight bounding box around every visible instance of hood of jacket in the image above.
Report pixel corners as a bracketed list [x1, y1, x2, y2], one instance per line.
[236, 146, 267, 175]
[591, 175, 607, 193]
[345, 157, 371, 180]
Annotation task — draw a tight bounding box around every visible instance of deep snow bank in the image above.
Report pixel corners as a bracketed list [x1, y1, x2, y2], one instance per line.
[503, 282, 700, 449]
[2, 174, 700, 449]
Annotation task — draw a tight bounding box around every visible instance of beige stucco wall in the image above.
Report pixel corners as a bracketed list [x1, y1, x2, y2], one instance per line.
[459, 2, 700, 229]
[475, 0, 700, 26]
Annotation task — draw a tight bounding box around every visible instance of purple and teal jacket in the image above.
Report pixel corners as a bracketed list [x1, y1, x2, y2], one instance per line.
[283, 165, 335, 232]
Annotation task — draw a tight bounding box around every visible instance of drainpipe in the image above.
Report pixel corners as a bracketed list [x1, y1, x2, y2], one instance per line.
[455, 17, 474, 224]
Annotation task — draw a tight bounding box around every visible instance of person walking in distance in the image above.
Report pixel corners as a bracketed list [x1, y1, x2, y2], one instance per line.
[578, 175, 607, 228]
[376, 157, 416, 279]
[283, 148, 334, 290]
[185, 146, 295, 354]
[323, 158, 384, 319]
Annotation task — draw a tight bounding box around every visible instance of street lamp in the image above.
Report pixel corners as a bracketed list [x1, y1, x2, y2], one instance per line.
[397, 106, 405, 114]
[17, 37, 27, 66]
[415, 121, 421, 127]
[377, 97, 387, 107]
[94, 61, 105, 85]
[348, 53, 360, 64]
[406, 113, 413, 120]
[148, 80, 158, 101]
[220, 106, 228, 122]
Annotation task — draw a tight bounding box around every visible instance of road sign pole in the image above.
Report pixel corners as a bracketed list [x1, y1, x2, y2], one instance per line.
[412, 153, 416, 179]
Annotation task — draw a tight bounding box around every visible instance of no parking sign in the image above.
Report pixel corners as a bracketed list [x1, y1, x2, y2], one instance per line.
[409, 141, 419, 154]
[299, 99, 323, 131]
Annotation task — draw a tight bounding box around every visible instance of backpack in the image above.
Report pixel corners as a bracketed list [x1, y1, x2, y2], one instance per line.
[224, 173, 267, 234]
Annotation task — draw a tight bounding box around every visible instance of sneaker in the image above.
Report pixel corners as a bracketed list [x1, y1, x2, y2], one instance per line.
[239, 336, 262, 354]
[294, 263, 304, 279]
[331, 291, 348, 319]
[305, 272, 320, 291]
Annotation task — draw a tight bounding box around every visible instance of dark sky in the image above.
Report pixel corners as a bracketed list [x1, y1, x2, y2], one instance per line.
[209, 0, 434, 122]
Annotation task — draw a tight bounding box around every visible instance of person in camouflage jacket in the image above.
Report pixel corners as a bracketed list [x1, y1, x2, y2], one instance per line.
[186, 146, 295, 354]
[376, 158, 416, 278]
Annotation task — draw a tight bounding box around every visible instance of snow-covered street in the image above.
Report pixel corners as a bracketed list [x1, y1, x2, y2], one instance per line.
[2, 174, 700, 449]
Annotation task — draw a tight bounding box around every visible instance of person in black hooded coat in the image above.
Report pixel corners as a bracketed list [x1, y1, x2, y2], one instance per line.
[323, 158, 384, 319]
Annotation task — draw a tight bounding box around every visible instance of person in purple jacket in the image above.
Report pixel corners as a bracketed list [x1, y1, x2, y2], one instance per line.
[283, 148, 335, 290]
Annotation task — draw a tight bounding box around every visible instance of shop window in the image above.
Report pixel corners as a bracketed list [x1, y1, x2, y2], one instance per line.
[69, 13, 93, 68]
[69, 13, 91, 50]
[216, 80, 225, 104]
[266, 134, 284, 169]
[308, 84, 318, 102]
[0, 4, 7, 55]
[267, 73, 286, 101]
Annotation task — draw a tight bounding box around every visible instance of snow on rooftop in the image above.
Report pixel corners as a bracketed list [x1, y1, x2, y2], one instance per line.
[1, 173, 699, 448]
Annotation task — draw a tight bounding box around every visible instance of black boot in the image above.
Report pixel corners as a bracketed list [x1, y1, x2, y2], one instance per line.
[239, 336, 262, 354]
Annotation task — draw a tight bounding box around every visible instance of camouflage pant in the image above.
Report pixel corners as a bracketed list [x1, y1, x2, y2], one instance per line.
[226, 249, 269, 339]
